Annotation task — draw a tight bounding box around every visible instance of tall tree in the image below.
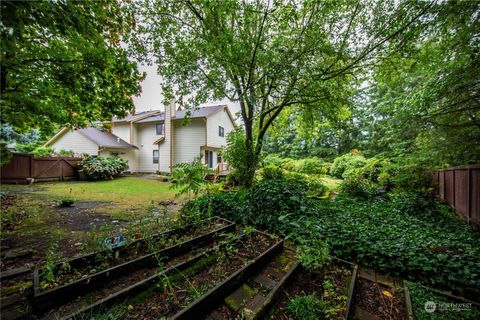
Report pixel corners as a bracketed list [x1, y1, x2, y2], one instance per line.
[137, 0, 432, 186]
[1, 0, 143, 134]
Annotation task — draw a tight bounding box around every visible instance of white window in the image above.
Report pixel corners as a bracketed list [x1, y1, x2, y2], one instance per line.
[156, 123, 164, 135]
[218, 126, 225, 137]
[153, 150, 159, 163]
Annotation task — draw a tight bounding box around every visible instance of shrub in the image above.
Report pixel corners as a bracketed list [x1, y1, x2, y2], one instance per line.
[31, 146, 54, 157]
[170, 161, 212, 199]
[259, 164, 284, 179]
[288, 295, 327, 320]
[247, 179, 307, 231]
[339, 175, 378, 199]
[79, 156, 128, 180]
[330, 152, 367, 178]
[223, 128, 256, 186]
[262, 154, 284, 167]
[296, 238, 330, 271]
[15, 142, 41, 153]
[0, 141, 12, 167]
[296, 157, 328, 174]
[57, 149, 75, 157]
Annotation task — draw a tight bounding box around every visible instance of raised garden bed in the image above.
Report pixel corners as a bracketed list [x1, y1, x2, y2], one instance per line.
[119, 229, 280, 319]
[350, 278, 408, 320]
[264, 258, 357, 320]
[32, 216, 235, 316]
[407, 281, 480, 320]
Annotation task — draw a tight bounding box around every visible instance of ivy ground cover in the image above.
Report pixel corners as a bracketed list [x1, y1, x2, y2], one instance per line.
[311, 195, 480, 300]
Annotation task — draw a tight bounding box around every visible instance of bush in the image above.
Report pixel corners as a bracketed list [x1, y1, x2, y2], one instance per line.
[339, 175, 378, 199]
[0, 141, 12, 167]
[57, 149, 75, 157]
[262, 154, 284, 167]
[247, 179, 307, 231]
[261, 167, 328, 198]
[170, 161, 212, 199]
[31, 146, 54, 157]
[259, 164, 284, 179]
[287, 295, 327, 320]
[79, 156, 128, 180]
[330, 152, 367, 178]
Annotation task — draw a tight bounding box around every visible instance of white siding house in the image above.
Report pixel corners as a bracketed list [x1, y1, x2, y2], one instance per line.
[46, 103, 236, 173]
[49, 130, 98, 156]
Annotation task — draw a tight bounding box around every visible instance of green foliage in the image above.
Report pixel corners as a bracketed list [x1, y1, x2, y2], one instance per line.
[287, 295, 327, 320]
[60, 196, 76, 207]
[170, 161, 212, 199]
[247, 179, 307, 231]
[136, 0, 431, 188]
[339, 175, 378, 199]
[31, 146, 54, 157]
[296, 239, 330, 271]
[79, 156, 128, 180]
[223, 128, 257, 187]
[41, 242, 64, 288]
[408, 282, 480, 320]
[57, 149, 75, 157]
[314, 196, 480, 300]
[0, 141, 12, 166]
[15, 142, 41, 153]
[259, 164, 284, 180]
[330, 152, 367, 179]
[259, 162, 328, 198]
[185, 189, 480, 301]
[1, 1, 142, 133]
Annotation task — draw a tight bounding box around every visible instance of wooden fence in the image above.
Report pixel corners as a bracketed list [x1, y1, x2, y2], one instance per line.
[432, 164, 480, 227]
[0, 153, 82, 184]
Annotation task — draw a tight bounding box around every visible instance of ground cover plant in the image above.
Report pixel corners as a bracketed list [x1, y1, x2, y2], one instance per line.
[266, 262, 353, 319]
[407, 282, 480, 320]
[185, 185, 480, 302]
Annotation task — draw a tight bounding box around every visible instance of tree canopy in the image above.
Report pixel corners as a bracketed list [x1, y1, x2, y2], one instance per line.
[135, 0, 433, 186]
[0, 0, 143, 134]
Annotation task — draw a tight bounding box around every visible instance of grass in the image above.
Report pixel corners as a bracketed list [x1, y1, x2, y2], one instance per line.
[320, 176, 342, 191]
[31, 176, 181, 220]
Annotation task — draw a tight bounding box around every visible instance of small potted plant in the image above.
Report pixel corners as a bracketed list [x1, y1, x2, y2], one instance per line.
[60, 196, 76, 207]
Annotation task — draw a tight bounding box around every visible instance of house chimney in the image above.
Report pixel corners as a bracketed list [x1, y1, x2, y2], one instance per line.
[163, 98, 175, 173]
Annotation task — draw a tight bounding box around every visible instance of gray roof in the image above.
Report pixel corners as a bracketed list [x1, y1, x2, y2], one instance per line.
[111, 110, 160, 123]
[113, 105, 226, 123]
[78, 128, 136, 149]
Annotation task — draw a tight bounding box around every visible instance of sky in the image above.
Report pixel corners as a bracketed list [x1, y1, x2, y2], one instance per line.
[132, 65, 241, 119]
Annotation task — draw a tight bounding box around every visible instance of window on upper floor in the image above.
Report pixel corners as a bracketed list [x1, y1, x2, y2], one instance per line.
[153, 150, 159, 164]
[218, 126, 225, 137]
[156, 123, 164, 135]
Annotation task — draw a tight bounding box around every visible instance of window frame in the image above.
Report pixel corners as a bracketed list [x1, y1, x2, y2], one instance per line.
[218, 126, 225, 137]
[153, 150, 159, 164]
[156, 123, 164, 135]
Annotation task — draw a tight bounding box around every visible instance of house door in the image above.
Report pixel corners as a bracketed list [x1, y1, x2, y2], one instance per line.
[206, 150, 213, 169]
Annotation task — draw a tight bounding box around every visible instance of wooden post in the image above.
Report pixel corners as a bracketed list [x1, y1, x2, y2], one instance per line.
[452, 169, 456, 213]
[30, 154, 34, 178]
[468, 168, 472, 224]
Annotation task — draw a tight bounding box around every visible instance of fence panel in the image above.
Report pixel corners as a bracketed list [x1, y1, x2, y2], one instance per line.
[0, 153, 81, 183]
[472, 169, 480, 225]
[433, 164, 480, 228]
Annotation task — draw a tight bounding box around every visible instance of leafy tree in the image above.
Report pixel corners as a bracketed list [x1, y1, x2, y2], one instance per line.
[0, 0, 143, 134]
[135, 0, 433, 186]
[170, 161, 212, 199]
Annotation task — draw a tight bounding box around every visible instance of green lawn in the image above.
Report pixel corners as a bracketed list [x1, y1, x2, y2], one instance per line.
[32, 176, 181, 219]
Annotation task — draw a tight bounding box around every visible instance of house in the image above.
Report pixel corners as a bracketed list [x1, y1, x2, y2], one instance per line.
[45, 102, 236, 173]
